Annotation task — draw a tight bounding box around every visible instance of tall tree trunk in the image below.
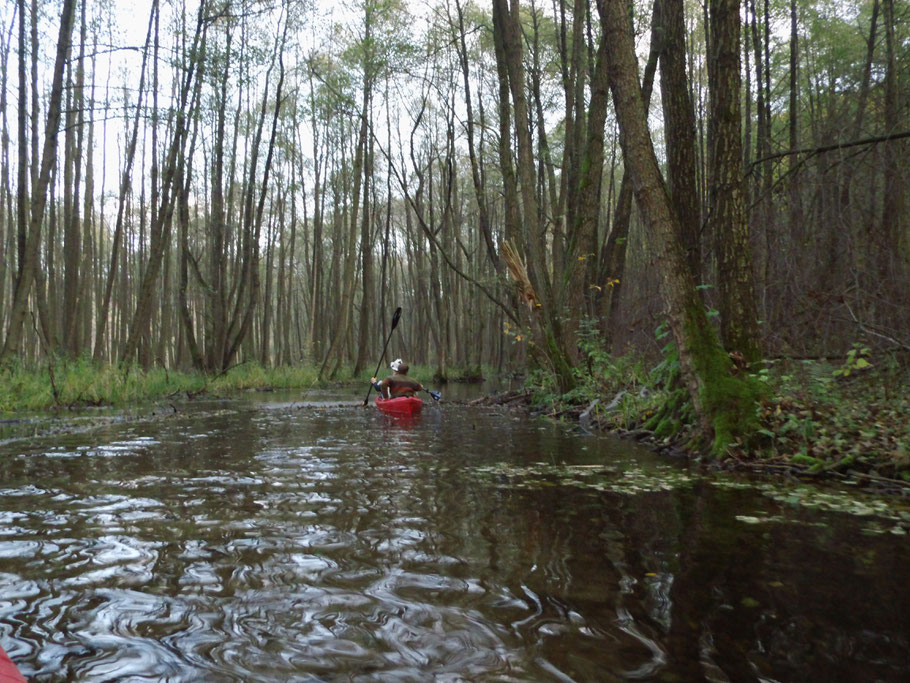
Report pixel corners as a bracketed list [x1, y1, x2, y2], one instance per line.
[319, 91, 369, 377]
[452, 0, 498, 270]
[881, 0, 906, 275]
[120, 2, 206, 364]
[305, 79, 324, 362]
[748, 0, 773, 322]
[14, 0, 26, 292]
[597, 0, 759, 451]
[1, 0, 76, 362]
[80, 27, 97, 355]
[493, 0, 574, 391]
[840, 0, 879, 290]
[260, 209, 277, 367]
[708, 0, 762, 364]
[177, 164, 203, 370]
[599, 0, 660, 337]
[353, 101, 374, 376]
[0, 14, 12, 324]
[283, 170, 299, 365]
[63, 0, 87, 356]
[223, 25, 287, 370]
[787, 0, 802, 254]
[94, 1, 156, 361]
[491, 1, 521, 255]
[275, 188, 288, 365]
[659, 0, 701, 279]
[531, 3, 562, 269]
[557, 0, 587, 275]
[206, 21, 232, 372]
[565, 24, 609, 326]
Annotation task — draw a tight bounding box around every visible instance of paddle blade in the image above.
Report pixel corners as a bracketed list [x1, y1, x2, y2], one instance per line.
[391, 307, 402, 329]
[428, 390, 441, 401]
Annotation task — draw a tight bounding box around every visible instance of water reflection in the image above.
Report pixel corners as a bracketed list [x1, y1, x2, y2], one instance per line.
[0, 397, 906, 681]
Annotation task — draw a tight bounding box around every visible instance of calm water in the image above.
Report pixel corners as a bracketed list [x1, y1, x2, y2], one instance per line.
[0, 390, 908, 681]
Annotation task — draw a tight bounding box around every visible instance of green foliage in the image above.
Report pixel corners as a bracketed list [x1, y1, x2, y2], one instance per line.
[635, 315, 763, 456]
[833, 343, 873, 378]
[746, 353, 910, 480]
[209, 364, 321, 393]
[526, 318, 663, 428]
[525, 314, 773, 458]
[339, 0, 420, 82]
[0, 361, 327, 414]
[525, 366, 561, 408]
[650, 321, 680, 387]
[453, 365, 485, 382]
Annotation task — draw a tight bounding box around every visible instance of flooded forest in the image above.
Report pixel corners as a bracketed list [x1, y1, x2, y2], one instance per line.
[1, 0, 910, 680]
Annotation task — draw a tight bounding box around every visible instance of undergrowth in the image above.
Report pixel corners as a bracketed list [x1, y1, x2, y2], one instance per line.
[742, 352, 910, 481]
[0, 359, 322, 413]
[525, 321, 910, 482]
[525, 319, 669, 430]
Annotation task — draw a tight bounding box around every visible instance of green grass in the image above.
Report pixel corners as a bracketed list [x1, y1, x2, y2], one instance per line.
[350, 363, 441, 384]
[0, 360, 327, 414]
[0, 359, 456, 414]
[207, 363, 321, 393]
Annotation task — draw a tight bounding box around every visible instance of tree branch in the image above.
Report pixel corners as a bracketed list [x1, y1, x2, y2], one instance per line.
[748, 129, 910, 171]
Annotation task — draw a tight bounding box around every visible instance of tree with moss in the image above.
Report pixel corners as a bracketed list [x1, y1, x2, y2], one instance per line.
[597, 0, 762, 452]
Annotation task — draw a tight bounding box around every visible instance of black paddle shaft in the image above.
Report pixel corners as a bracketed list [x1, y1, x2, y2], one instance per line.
[363, 307, 402, 405]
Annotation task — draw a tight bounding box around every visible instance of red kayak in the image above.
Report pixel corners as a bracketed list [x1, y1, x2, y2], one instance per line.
[0, 645, 25, 683]
[376, 395, 423, 415]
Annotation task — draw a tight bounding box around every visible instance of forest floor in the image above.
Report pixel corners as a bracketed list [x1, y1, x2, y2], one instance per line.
[512, 352, 910, 496]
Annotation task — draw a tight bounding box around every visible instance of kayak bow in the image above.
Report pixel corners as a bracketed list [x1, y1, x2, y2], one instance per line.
[375, 395, 423, 415]
[0, 645, 25, 683]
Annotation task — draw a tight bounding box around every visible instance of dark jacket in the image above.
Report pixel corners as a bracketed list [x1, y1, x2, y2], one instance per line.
[374, 372, 423, 398]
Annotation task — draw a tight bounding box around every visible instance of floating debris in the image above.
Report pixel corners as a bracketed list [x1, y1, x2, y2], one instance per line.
[473, 461, 910, 532]
[472, 462, 695, 495]
[756, 484, 905, 522]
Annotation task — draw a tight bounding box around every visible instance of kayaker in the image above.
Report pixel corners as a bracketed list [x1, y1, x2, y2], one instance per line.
[371, 359, 424, 399]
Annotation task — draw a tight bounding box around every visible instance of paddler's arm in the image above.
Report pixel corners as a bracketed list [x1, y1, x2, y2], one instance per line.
[370, 377, 387, 397]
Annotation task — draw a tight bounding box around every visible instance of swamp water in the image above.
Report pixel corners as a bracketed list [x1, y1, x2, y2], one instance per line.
[0, 390, 908, 681]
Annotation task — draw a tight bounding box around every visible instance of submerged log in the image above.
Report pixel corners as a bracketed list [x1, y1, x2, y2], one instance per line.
[468, 391, 532, 407]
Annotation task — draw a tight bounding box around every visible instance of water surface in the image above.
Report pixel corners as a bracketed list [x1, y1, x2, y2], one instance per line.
[0, 391, 907, 681]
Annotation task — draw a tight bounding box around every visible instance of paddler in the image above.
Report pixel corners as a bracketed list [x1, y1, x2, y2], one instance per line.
[370, 359, 425, 399]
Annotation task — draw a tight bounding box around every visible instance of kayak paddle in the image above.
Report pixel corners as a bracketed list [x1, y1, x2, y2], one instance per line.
[363, 306, 402, 406]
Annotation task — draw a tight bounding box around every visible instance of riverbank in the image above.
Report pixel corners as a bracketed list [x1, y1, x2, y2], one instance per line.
[5, 355, 908, 493]
[520, 352, 910, 494]
[0, 361, 328, 414]
[0, 359, 461, 415]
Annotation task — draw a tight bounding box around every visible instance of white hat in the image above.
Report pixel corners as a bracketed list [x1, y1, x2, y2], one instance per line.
[390, 358, 403, 372]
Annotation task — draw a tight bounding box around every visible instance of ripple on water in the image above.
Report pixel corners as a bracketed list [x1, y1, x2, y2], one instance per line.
[60, 537, 162, 589]
[0, 540, 41, 560]
[0, 398, 908, 681]
[69, 437, 162, 458]
[65, 589, 199, 681]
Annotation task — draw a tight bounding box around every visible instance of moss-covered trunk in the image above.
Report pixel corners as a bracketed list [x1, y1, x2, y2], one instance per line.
[598, 0, 760, 452]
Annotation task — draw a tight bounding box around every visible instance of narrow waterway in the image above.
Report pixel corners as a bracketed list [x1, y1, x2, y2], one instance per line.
[0, 390, 907, 681]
